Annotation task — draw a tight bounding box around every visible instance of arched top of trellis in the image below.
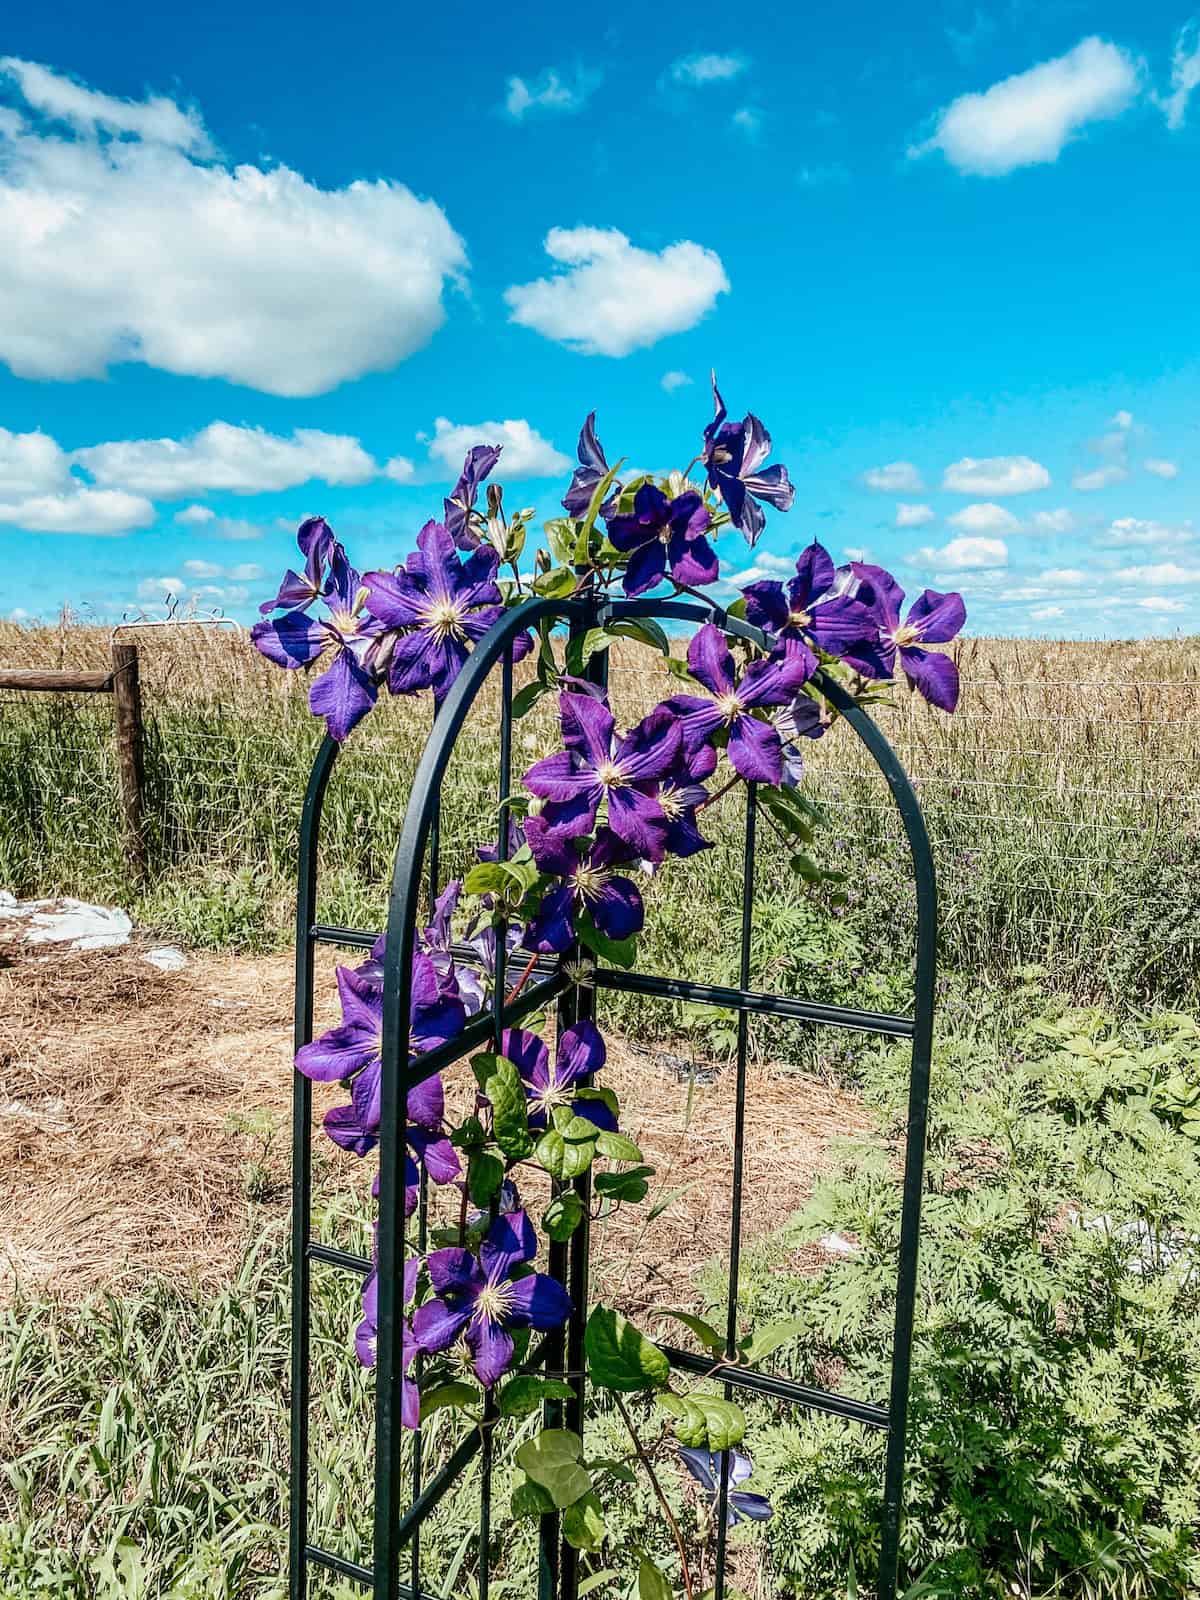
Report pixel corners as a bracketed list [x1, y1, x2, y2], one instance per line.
[290, 588, 938, 1600]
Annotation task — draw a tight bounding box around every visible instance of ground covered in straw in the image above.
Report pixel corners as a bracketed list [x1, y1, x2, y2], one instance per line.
[0, 931, 868, 1316]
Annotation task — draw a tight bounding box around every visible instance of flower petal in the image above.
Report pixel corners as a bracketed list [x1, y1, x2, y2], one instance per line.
[468, 1317, 515, 1387]
[408, 1128, 461, 1185]
[295, 1020, 377, 1082]
[501, 1027, 551, 1091]
[362, 568, 425, 629]
[559, 691, 615, 768]
[907, 588, 966, 645]
[727, 713, 784, 785]
[250, 612, 326, 669]
[412, 1296, 472, 1354]
[480, 1209, 537, 1283]
[426, 1246, 483, 1298]
[505, 1270, 573, 1330]
[900, 645, 960, 712]
[622, 538, 668, 597]
[590, 873, 645, 942]
[791, 541, 835, 606]
[686, 623, 735, 697]
[556, 1019, 605, 1085]
[309, 649, 377, 742]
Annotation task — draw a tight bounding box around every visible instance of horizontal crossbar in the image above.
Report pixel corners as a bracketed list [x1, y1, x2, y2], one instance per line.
[660, 1344, 890, 1430]
[306, 1543, 374, 1585]
[308, 1241, 372, 1276]
[309, 926, 913, 1038]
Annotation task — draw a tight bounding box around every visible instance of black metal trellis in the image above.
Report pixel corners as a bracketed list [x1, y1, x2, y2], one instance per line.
[289, 591, 937, 1600]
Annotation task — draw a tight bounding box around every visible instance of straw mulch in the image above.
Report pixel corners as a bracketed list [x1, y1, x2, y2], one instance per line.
[0, 937, 870, 1310]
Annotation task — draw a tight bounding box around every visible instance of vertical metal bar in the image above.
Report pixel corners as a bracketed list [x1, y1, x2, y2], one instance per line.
[110, 641, 147, 878]
[290, 736, 339, 1600]
[713, 783, 755, 1594]
[877, 802, 937, 1600]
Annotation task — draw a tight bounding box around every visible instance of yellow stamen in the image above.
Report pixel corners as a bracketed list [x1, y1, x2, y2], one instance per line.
[329, 609, 359, 636]
[423, 597, 468, 643]
[573, 864, 611, 903]
[891, 623, 922, 648]
[475, 1280, 515, 1323]
[596, 760, 628, 789]
[715, 691, 744, 723]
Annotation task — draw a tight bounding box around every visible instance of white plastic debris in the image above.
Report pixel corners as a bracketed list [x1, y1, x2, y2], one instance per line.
[0, 895, 132, 950]
[143, 946, 188, 972]
[819, 1231, 860, 1257]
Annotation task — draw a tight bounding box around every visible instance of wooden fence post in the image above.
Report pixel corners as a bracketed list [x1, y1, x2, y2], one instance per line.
[110, 641, 147, 878]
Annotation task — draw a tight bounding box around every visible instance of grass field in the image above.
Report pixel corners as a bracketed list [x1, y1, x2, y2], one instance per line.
[1, 618, 1198, 1024]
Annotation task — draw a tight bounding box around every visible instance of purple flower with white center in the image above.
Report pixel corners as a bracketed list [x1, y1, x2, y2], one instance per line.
[412, 1209, 572, 1387]
[443, 444, 503, 550]
[258, 517, 346, 615]
[498, 1019, 616, 1132]
[356, 1254, 421, 1428]
[523, 694, 680, 866]
[850, 564, 966, 712]
[741, 541, 879, 663]
[678, 1447, 773, 1528]
[364, 521, 505, 705]
[665, 624, 815, 785]
[295, 953, 465, 1210]
[702, 376, 795, 547]
[521, 829, 644, 954]
[605, 483, 719, 597]
[562, 413, 621, 519]
[252, 549, 384, 742]
[652, 741, 716, 859]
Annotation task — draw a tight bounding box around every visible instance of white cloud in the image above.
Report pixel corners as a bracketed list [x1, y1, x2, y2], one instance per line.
[0, 62, 466, 396]
[203, 516, 270, 541]
[504, 226, 729, 357]
[0, 486, 153, 534]
[0, 57, 212, 152]
[1042, 567, 1087, 585]
[947, 501, 1022, 534]
[182, 558, 262, 580]
[941, 454, 1050, 495]
[723, 551, 797, 587]
[174, 504, 216, 525]
[504, 67, 599, 120]
[1072, 462, 1129, 491]
[1030, 603, 1065, 620]
[383, 455, 416, 483]
[797, 162, 850, 186]
[731, 106, 763, 139]
[896, 502, 935, 527]
[0, 426, 71, 496]
[1144, 457, 1179, 479]
[137, 576, 184, 601]
[911, 36, 1141, 176]
[915, 535, 1008, 569]
[1132, 595, 1187, 611]
[427, 417, 570, 480]
[670, 54, 747, 87]
[1030, 508, 1075, 534]
[1110, 409, 1134, 430]
[1111, 561, 1200, 586]
[1156, 20, 1200, 130]
[661, 370, 693, 392]
[75, 422, 381, 497]
[1096, 516, 1195, 550]
[861, 461, 924, 493]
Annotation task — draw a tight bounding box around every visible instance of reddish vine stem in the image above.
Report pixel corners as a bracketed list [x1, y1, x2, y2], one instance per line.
[613, 1393, 696, 1600]
[504, 948, 541, 1005]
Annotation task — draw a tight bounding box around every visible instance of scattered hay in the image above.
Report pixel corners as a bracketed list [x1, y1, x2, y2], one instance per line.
[0, 938, 873, 1313]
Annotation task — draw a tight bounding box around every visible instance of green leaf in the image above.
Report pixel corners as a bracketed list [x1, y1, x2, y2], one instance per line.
[584, 1305, 670, 1392]
[671, 1395, 745, 1451]
[575, 911, 638, 968]
[594, 1166, 653, 1203]
[478, 1054, 534, 1160]
[595, 1129, 643, 1162]
[576, 456, 625, 562]
[741, 1316, 806, 1366]
[563, 1490, 607, 1551]
[511, 680, 549, 720]
[535, 1125, 596, 1181]
[463, 863, 507, 896]
[468, 1150, 504, 1207]
[543, 517, 579, 568]
[606, 617, 671, 656]
[499, 1375, 576, 1419]
[533, 566, 579, 599]
[659, 1309, 725, 1354]
[419, 1382, 480, 1421]
[542, 1190, 586, 1242]
[511, 1470, 556, 1519]
[574, 1085, 620, 1119]
[638, 1557, 674, 1600]
[515, 1429, 592, 1508]
[578, 1571, 622, 1598]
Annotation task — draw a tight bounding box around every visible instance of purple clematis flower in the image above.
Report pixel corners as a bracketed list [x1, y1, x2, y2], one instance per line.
[679, 1447, 773, 1528]
[356, 1254, 421, 1430]
[562, 413, 621, 519]
[295, 953, 465, 1210]
[851, 564, 966, 712]
[702, 376, 795, 547]
[498, 1019, 616, 1132]
[412, 1209, 572, 1387]
[605, 483, 719, 597]
[443, 443, 503, 550]
[258, 516, 346, 614]
[776, 694, 825, 788]
[652, 742, 716, 859]
[665, 624, 815, 785]
[252, 549, 384, 742]
[523, 694, 680, 866]
[364, 521, 505, 705]
[419, 880, 485, 1015]
[521, 829, 644, 953]
[741, 541, 879, 663]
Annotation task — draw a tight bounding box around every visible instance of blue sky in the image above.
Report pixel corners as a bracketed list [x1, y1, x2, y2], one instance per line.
[1, 0, 1198, 638]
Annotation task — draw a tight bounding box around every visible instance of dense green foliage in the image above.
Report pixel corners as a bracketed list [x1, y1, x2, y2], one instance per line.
[723, 994, 1200, 1598]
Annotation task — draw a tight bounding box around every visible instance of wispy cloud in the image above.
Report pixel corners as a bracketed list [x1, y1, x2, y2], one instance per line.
[503, 66, 601, 121]
[1156, 19, 1200, 129]
[669, 53, 747, 87]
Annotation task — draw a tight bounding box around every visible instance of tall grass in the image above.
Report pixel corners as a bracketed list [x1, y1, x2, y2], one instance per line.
[1, 621, 1198, 1016]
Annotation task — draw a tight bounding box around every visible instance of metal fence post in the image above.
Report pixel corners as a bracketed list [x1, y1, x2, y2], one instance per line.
[110, 641, 146, 878]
